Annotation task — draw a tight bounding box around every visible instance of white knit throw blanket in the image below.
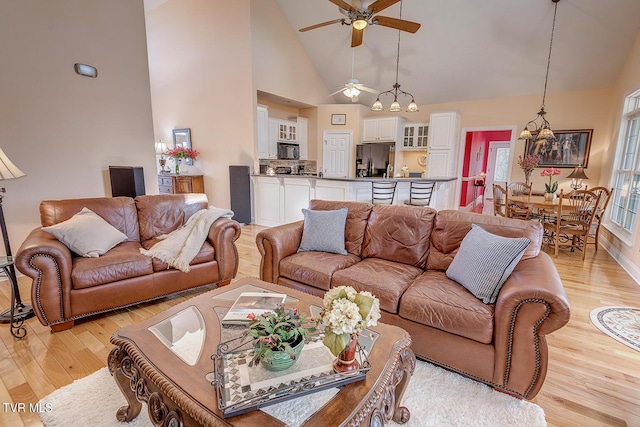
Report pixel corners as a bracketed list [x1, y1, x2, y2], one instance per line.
[140, 206, 234, 272]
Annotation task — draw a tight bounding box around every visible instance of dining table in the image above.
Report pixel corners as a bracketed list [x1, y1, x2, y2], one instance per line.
[509, 194, 561, 210]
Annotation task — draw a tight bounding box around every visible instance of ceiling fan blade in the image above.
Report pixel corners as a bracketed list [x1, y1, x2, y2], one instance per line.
[356, 86, 380, 94]
[367, 0, 401, 13]
[299, 18, 344, 32]
[373, 16, 421, 33]
[351, 27, 363, 47]
[328, 0, 356, 12]
[329, 87, 347, 96]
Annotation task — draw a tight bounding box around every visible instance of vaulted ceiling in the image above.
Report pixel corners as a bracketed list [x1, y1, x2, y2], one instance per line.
[274, 0, 640, 107]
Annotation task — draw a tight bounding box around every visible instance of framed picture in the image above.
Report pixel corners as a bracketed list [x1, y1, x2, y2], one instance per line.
[524, 129, 593, 168]
[331, 114, 346, 125]
[172, 128, 193, 165]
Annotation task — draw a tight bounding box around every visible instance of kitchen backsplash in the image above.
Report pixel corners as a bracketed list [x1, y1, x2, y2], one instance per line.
[259, 159, 317, 174]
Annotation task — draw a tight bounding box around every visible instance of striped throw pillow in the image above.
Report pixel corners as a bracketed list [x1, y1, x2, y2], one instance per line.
[446, 224, 530, 304]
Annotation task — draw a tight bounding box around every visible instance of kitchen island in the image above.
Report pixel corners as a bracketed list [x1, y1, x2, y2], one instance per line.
[251, 174, 457, 227]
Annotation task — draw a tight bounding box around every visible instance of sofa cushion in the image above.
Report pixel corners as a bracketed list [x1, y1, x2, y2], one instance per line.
[71, 241, 153, 289]
[42, 207, 128, 258]
[309, 200, 373, 256]
[446, 224, 530, 304]
[298, 208, 348, 255]
[135, 194, 208, 242]
[428, 210, 543, 271]
[332, 258, 423, 314]
[141, 238, 215, 272]
[40, 196, 140, 242]
[399, 270, 495, 344]
[280, 252, 361, 291]
[360, 205, 436, 269]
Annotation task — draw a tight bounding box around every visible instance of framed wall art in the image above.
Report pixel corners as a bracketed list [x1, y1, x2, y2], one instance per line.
[524, 129, 593, 168]
[331, 114, 346, 125]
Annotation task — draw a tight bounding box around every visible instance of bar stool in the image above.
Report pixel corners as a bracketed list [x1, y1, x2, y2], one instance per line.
[372, 181, 397, 205]
[403, 181, 435, 207]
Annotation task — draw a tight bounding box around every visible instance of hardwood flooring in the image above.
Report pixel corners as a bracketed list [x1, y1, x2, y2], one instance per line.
[1, 223, 639, 426]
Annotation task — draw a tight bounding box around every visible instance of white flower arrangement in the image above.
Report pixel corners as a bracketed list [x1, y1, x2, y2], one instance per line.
[319, 286, 381, 356]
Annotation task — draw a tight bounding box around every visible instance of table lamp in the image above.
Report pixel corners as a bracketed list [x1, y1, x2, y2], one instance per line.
[155, 141, 168, 174]
[0, 147, 34, 324]
[567, 166, 589, 190]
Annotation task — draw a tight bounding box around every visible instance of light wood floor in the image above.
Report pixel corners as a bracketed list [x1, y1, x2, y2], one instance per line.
[1, 223, 639, 427]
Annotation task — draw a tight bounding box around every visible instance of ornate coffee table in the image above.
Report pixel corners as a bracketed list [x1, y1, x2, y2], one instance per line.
[108, 277, 415, 426]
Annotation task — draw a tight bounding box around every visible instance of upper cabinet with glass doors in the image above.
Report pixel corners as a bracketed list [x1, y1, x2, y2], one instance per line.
[402, 123, 429, 150]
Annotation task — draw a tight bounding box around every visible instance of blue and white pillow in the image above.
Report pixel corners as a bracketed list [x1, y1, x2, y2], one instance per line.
[298, 208, 348, 255]
[446, 224, 530, 304]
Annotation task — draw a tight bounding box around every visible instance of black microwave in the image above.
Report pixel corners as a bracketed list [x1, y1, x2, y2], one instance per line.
[277, 142, 299, 160]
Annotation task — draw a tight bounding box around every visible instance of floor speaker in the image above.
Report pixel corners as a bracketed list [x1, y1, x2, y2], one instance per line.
[109, 166, 145, 197]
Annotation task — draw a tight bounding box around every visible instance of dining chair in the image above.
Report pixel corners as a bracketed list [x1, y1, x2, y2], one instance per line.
[506, 182, 533, 220]
[542, 189, 602, 260]
[584, 186, 614, 251]
[492, 184, 507, 217]
[372, 181, 397, 205]
[403, 181, 435, 207]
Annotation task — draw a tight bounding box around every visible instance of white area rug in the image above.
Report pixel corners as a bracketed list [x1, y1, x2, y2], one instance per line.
[39, 361, 545, 426]
[590, 306, 640, 352]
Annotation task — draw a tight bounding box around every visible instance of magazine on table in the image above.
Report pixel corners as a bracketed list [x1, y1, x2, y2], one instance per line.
[221, 292, 287, 325]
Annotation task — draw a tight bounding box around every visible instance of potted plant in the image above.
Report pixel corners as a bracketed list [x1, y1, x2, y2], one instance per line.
[317, 286, 381, 374]
[245, 305, 315, 371]
[541, 167, 561, 200]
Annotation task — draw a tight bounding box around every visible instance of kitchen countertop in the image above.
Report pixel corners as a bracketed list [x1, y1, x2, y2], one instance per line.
[251, 173, 457, 182]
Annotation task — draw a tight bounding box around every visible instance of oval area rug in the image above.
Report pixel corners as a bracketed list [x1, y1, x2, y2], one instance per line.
[39, 360, 546, 427]
[590, 306, 640, 352]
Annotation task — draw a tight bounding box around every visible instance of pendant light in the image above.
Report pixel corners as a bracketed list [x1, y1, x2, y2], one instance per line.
[371, 0, 418, 113]
[518, 0, 560, 142]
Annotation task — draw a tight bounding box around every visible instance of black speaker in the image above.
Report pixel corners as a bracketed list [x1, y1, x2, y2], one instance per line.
[109, 166, 145, 197]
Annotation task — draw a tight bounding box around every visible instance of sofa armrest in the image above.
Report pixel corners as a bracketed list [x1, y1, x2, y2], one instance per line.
[15, 228, 74, 326]
[492, 251, 570, 398]
[255, 221, 304, 283]
[207, 218, 242, 282]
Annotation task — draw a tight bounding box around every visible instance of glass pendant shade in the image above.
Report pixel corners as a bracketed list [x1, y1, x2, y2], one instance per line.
[538, 127, 555, 139]
[343, 87, 361, 98]
[353, 19, 367, 30]
[389, 99, 401, 112]
[518, 129, 533, 140]
[406, 100, 418, 112]
[371, 99, 383, 111]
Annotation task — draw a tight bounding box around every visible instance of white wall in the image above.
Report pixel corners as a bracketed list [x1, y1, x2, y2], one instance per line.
[0, 0, 155, 256]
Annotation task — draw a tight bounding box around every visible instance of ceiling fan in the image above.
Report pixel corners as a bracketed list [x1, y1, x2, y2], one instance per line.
[299, 0, 421, 47]
[329, 50, 378, 102]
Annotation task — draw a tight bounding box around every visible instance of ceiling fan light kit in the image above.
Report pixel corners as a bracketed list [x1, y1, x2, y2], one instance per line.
[518, 0, 561, 142]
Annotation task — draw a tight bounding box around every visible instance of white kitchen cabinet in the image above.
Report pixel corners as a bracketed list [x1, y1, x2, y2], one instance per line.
[402, 123, 429, 150]
[297, 117, 308, 160]
[426, 111, 461, 210]
[277, 120, 297, 142]
[254, 176, 283, 226]
[267, 119, 279, 159]
[257, 105, 272, 159]
[362, 117, 403, 142]
[283, 178, 311, 223]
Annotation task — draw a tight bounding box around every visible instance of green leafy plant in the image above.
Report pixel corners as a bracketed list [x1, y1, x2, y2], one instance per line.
[245, 305, 315, 367]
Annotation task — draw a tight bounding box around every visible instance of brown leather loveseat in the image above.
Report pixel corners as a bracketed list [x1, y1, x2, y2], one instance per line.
[256, 200, 570, 399]
[16, 194, 241, 331]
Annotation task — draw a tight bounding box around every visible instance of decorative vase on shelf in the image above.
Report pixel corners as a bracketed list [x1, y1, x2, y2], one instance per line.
[525, 171, 531, 185]
[332, 334, 359, 375]
[174, 159, 181, 174]
[544, 192, 556, 202]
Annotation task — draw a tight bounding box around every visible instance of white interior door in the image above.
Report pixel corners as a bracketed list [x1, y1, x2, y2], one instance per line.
[322, 131, 351, 178]
[485, 141, 511, 195]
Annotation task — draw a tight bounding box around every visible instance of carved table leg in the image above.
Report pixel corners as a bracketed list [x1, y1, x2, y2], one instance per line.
[108, 346, 143, 422]
[392, 348, 416, 424]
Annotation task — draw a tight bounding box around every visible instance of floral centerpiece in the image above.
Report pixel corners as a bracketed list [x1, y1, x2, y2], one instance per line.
[517, 154, 540, 184]
[541, 167, 561, 200]
[318, 286, 381, 374]
[165, 146, 199, 173]
[245, 305, 315, 371]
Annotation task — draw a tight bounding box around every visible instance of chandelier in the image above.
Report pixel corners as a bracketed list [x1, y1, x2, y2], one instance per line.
[371, 0, 418, 113]
[518, 0, 560, 142]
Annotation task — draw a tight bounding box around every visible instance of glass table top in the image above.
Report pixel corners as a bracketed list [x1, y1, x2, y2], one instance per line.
[148, 305, 205, 366]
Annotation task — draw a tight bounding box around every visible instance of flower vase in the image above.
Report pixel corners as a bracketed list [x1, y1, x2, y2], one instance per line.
[174, 159, 181, 174]
[544, 192, 556, 202]
[332, 334, 359, 375]
[525, 171, 531, 185]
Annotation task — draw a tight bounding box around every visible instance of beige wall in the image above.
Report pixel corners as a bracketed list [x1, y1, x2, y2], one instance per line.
[599, 31, 640, 272]
[145, 0, 254, 209]
[1, 0, 155, 256]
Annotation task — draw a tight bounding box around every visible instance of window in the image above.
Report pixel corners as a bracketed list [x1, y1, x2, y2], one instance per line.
[610, 89, 640, 234]
[494, 147, 510, 182]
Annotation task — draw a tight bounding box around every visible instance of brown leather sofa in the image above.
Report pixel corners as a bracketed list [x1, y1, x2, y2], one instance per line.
[256, 200, 570, 399]
[16, 194, 241, 332]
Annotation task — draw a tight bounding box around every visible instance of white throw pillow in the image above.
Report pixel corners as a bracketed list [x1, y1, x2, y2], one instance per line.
[297, 208, 348, 255]
[42, 207, 127, 257]
[446, 224, 530, 304]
